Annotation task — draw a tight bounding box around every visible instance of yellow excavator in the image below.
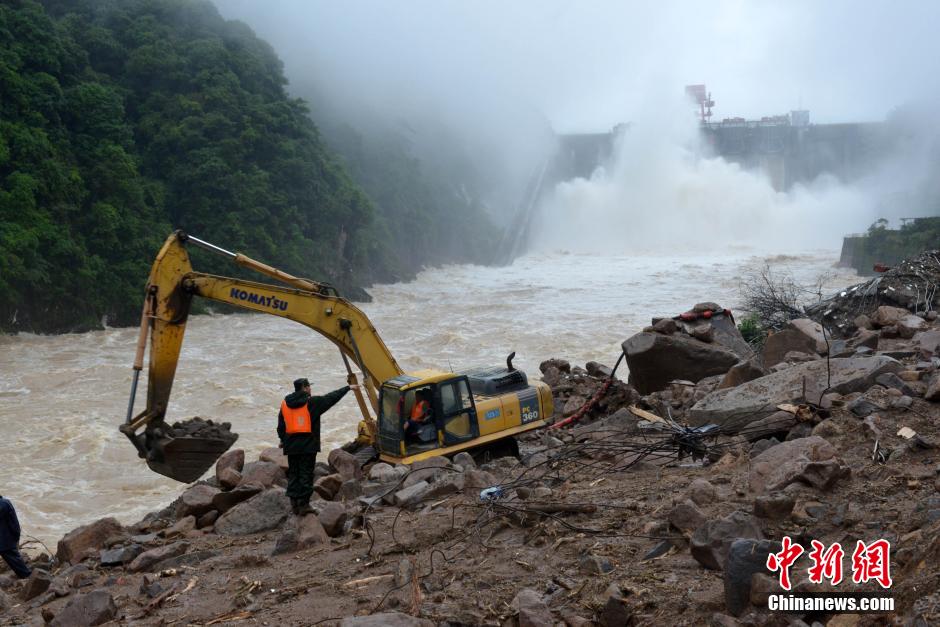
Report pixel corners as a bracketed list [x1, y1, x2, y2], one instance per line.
[121, 231, 553, 483]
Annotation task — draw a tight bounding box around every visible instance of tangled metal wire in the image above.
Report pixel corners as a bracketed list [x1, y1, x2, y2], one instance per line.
[354, 398, 810, 617]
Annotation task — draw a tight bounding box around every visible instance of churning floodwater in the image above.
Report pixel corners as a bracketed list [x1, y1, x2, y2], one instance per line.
[0, 251, 860, 548]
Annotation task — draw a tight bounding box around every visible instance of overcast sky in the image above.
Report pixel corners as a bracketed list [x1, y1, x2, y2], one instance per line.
[217, 0, 940, 132]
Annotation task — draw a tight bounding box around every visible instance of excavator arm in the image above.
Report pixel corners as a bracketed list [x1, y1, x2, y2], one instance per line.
[121, 231, 404, 482]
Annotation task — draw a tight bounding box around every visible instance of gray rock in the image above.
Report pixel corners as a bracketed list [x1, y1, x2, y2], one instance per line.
[215, 488, 291, 536]
[218, 467, 242, 489]
[784, 422, 814, 441]
[211, 482, 263, 513]
[154, 549, 220, 571]
[176, 484, 221, 519]
[402, 456, 452, 487]
[239, 461, 286, 488]
[579, 554, 614, 574]
[761, 329, 818, 368]
[916, 329, 940, 359]
[464, 469, 498, 489]
[724, 539, 782, 616]
[875, 372, 917, 396]
[336, 478, 362, 502]
[259, 446, 289, 471]
[690, 511, 763, 570]
[898, 314, 926, 339]
[162, 515, 196, 538]
[314, 473, 343, 500]
[317, 502, 347, 537]
[848, 396, 882, 417]
[197, 510, 219, 529]
[50, 590, 116, 627]
[586, 360, 614, 377]
[787, 319, 829, 354]
[511, 588, 554, 627]
[718, 358, 768, 390]
[669, 499, 707, 534]
[56, 517, 124, 565]
[689, 356, 902, 426]
[688, 479, 718, 506]
[749, 438, 779, 456]
[652, 318, 678, 334]
[749, 436, 848, 493]
[926, 375, 940, 402]
[368, 462, 398, 482]
[452, 451, 477, 470]
[753, 494, 795, 519]
[215, 448, 245, 480]
[391, 481, 431, 507]
[99, 544, 143, 567]
[127, 541, 189, 573]
[740, 411, 796, 441]
[328, 448, 363, 481]
[871, 305, 909, 327]
[624, 331, 743, 394]
[22, 569, 52, 601]
[272, 514, 329, 555]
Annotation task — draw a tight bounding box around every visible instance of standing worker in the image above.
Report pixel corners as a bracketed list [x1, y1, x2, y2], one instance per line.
[277, 378, 353, 515]
[0, 494, 31, 579]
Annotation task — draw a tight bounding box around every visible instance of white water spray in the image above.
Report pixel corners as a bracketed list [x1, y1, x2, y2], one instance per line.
[532, 94, 879, 254]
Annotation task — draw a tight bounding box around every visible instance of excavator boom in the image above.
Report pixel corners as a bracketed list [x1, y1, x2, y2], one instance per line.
[121, 231, 404, 482]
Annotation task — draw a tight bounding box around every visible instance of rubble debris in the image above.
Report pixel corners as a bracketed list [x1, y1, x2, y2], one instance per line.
[807, 250, 940, 335]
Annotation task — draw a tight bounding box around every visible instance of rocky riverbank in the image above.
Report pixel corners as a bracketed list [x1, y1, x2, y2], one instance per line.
[3, 271, 940, 625]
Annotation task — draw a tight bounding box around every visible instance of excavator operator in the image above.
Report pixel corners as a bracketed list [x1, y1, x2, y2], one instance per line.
[277, 377, 354, 515]
[403, 388, 433, 443]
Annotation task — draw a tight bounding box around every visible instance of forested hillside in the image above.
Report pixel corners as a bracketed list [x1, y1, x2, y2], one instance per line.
[0, 0, 498, 333]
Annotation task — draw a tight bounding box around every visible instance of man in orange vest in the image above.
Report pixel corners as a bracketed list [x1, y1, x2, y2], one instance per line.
[403, 389, 432, 442]
[277, 377, 353, 515]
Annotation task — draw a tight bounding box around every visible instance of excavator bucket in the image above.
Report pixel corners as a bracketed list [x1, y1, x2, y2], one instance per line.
[145, 432, 239, 483]
[123, 416, 239, 483]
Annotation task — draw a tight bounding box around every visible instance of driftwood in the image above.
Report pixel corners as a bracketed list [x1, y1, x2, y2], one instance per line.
[342, 574, 395, 588]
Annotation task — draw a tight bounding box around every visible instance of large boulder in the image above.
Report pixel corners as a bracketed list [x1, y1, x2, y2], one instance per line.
[215, 488, 291, 536]
[50, 590, 116, 627]
[871, 305, 910, 328]
[717, 357, 768, 390]
[56, 517, 124, 564]
[623, 332, 742, 394]
[761, 329, 818, 368]
[748, 436, 848, 493]
[786, 318, 829, 354]
[689, 356, 902, 426]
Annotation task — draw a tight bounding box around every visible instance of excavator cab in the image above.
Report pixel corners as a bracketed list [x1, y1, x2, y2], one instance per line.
[377, 375, 480, 458]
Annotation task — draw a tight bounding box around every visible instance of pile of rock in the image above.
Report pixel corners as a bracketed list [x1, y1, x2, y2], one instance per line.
[623, 303, 753, 395]
[807, 249, 940, 336]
